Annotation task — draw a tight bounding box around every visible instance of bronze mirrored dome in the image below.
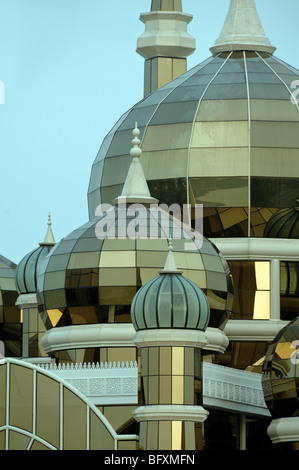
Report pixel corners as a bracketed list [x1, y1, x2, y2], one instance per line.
[88, 51, 299, 238]
[262, 317, 299, 419]
[37, 205, 233, 331]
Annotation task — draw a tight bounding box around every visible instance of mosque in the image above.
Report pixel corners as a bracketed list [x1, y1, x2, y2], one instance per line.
[1, 0, 299, 451]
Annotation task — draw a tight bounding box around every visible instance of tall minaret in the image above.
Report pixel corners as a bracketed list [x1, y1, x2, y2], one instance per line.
[137, 0, 196, 97]
[131, 242, 210, 450]
[210, 0, 276, 55]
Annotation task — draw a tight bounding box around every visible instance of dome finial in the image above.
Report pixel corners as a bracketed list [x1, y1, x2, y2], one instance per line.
[114, 124, 159, 206]
[130, 122, 142, 159]
[41, 212, 56, 246]
[160, 238, 183, 274]
[210, 0, 276, 55]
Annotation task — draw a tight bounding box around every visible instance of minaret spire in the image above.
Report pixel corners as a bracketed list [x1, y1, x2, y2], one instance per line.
[137, 0, 195, 97]
[40, 213, 56, 246]
[210, 0, 276, 55]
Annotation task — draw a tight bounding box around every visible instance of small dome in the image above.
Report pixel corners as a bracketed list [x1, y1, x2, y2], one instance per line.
[15, 215, 56, 294]
[262, 317, 299, 419]
[264, 208, 299, 239]
[131, 266, 210, 332]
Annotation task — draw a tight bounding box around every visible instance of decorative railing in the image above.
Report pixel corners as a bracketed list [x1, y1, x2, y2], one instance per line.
[202, 362, 270, 417]
[37, 360, 270, 416]
[38, 361, 138, 405]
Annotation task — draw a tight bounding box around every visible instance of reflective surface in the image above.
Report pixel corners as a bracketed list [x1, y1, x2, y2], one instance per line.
[37, 206, 233, 330]
[264, 208, 299, 239]
[15, 244, 54, 294]
[0, 255, 21, 357]
[229, 261, 270, 320]
[264, 210, 299, 322]
[139, 346, 203, 450]
[262, 317, 299, 419]
[131, 272, 210, 331]
[88, 51, 299, 240]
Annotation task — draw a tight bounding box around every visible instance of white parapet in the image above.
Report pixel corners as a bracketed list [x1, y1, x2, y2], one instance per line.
[38, 360, 139, 406]
[268, 417, 299, 444]
[33, 360, 270, 417]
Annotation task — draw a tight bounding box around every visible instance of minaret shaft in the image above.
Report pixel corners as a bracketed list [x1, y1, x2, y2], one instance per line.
[137, 3, 195, 97]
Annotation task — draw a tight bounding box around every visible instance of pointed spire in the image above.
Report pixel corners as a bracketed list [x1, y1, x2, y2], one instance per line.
[114, 124, 158, 206]
[210, 0, 276, 55]
[40, 213, 56, 246]
[160, 239, 183, 274]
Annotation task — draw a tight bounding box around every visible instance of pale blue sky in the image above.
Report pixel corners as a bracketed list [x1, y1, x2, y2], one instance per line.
[0, 0, 298, 263]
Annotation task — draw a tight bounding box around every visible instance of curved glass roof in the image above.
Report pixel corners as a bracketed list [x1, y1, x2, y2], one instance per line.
[15, 245, 54, 294]
[0, 255, 17, 291]
[88, 51, 299, 234]
[37, 205, 233, 330]
[264, 208, 299, 239]
[262, 316, 299, 419]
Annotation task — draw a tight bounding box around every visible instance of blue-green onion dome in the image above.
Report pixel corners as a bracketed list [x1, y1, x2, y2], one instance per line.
[15, 215, 56, 294]
[131, 246, 210, 332]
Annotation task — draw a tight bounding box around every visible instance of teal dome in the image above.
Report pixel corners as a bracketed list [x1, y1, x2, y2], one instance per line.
[15, 216, 56, 295]
[131, 266, 210, 332]
[15, 244, 54, 294]
[264, 208, 299, 239]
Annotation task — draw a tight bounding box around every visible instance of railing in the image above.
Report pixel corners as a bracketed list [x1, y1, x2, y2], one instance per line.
[36, 360, 270, 416]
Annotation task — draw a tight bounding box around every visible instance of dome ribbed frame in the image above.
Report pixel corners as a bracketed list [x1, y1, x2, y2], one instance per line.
[15, 245, 54, 294]
[131, 272, 210, 331]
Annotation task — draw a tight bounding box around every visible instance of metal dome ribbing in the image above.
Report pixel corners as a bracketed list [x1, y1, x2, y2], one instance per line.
[130, 245, 210, 332]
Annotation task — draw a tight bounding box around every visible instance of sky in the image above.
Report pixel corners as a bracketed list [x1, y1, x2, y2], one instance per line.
[0, 0, 298, 264]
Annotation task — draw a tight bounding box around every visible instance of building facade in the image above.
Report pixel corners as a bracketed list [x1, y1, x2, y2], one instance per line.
[1, 0, 299, 451]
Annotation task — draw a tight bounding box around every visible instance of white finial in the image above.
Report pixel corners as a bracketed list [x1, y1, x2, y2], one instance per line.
[114, 124, 159, 206]
[210, 0, 276, 55]
[130, 123, 142, 159]
[48, 212, 52, 227]
[41, 212, 56, 246]
[160, 238, 183, 274]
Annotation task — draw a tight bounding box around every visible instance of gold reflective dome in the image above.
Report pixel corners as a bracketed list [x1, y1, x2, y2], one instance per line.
[262, 317, 299, 419]
[36, 205, 233, 331]
[0, 255, 21, 357]
[88, 52, 299, 238]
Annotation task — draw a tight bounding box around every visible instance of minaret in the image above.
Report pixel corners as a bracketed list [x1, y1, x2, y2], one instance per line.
[210, 0, 276, 55]
[131, 242, 210, 450]
[137, 0, 196, 97]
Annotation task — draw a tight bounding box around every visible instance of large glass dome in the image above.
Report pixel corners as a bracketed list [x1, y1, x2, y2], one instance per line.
[88, 51, 299, 237]
[36, 205, 233, 331]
